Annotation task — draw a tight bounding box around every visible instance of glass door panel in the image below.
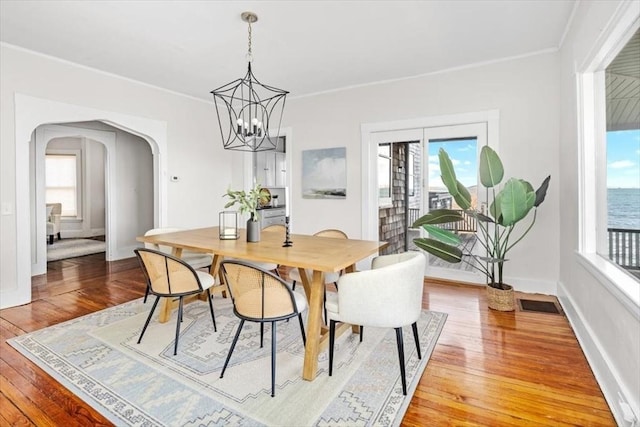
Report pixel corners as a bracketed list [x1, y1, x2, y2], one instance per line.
[420, 123, 487, 284]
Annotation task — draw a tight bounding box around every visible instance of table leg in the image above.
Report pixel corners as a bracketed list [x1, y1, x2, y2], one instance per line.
[302, 269, 325, 381]
[209, 254, 228, 298]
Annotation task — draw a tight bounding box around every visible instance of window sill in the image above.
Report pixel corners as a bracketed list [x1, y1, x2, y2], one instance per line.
[576, 251, 640, 320]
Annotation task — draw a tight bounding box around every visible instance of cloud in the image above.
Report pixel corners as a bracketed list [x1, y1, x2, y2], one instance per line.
[457, 144, 475, 152]
[608, 160, 635, 169]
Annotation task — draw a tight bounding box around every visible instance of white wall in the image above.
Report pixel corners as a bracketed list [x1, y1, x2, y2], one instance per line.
[57, 121, 155, 258]
[0, 44, 243, 307]
[558, 1, 640, 423]
[285, 52, 561, 292]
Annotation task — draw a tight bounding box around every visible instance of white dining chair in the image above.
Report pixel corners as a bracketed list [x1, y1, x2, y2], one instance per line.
[325, 251, 426, 395]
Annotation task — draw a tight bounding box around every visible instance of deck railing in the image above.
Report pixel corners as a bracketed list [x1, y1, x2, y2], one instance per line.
[608, 228, 640, 270]
[408, 208, 477, 233]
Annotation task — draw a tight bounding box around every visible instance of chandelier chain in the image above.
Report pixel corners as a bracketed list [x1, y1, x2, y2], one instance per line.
[247, 20, 253, 62]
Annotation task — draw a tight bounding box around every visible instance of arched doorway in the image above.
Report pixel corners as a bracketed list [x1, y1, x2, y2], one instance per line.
[10, 94, 168, 307]
[32, 123, 154, 275]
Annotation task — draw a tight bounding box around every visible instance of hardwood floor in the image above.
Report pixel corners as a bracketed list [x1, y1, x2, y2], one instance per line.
[0, 255, 615, 426]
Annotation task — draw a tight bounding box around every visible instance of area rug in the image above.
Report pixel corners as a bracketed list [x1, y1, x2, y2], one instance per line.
[8, 295, 447, 426]
[47, 238, 106, 262]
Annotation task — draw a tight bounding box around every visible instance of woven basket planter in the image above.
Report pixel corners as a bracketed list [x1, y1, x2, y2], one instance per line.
[486, 284, 515, 311]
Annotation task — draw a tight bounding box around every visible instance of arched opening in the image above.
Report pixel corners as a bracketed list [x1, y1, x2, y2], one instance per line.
[31, 122, 154, 275]
[9, 94, 168, 307]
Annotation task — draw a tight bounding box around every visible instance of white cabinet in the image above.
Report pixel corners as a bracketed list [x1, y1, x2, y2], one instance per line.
[274, 152, 286, 187]
[254, 138, 286, 188]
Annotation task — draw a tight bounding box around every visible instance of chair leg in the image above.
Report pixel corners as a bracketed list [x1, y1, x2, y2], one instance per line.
[49, 235, 53, 245]
[143, 283, 150, 303]
[206, 289, 217, 332]
[260, 323, 264, 348]
[323, 287, 328, 324]
[57, 232, 61, 240]
[412, 322, 421, 359]
[329, 320, 336, 376]
[271, 321, 277, 397]
[220, 319, 245, 378]
[297, 313, 306, 345]
[395, 327, 407, 395]
[360, 325, 363, 342]
[292, 280, 296, 291]
[174, 297, 184, 355]
[137, 296, 160, 344]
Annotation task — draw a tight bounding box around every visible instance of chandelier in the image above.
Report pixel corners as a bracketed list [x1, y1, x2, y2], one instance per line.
[211, 12, 288, 152]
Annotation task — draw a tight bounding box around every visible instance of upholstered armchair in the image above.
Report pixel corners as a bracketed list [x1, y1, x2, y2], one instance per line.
[325, 251, 426, 395]
[46, 203, 62, 244]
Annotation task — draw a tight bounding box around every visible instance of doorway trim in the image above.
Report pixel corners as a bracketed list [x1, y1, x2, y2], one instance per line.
[360, 110, 500, 242]
[10, 93, 167, 308]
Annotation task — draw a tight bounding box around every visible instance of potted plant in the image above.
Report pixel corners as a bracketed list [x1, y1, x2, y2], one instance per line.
[223, 184, 271, 242]
[413, 146, 550, 311]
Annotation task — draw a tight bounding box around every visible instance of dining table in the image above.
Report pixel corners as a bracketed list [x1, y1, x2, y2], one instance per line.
[137, 226, 387, 381]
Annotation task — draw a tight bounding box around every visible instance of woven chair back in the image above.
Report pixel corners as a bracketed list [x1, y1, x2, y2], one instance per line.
[222, 261, 298, 320]
[136, 249, 202, 297]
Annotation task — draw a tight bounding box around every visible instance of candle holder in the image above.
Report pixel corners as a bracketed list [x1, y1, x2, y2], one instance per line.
[219, 211, 239, 240]
[283, 216, 293, 247]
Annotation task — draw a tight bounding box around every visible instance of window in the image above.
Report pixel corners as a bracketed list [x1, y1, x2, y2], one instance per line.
[603, 32, 640, 275]
[46, 153, 81, 217]
[578, 20, 639, 309]
[378, 143, 392, 206]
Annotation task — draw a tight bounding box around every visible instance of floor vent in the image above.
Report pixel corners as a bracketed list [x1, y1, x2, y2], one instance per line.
[517, 299, 562, 314]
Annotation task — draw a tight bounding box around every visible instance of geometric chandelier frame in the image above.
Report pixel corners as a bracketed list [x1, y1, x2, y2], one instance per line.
[210, 12, 288, 152]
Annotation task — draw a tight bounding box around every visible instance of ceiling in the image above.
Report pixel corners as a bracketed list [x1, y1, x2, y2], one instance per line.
[0, 1, 578, 101]
[606, 29, 640, 131]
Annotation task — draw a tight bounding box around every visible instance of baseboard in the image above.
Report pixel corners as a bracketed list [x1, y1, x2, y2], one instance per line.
[558, 281, 638, 426]
[61, 228, 105, 239]
[109, 244, 138, 261]
[505, 276, 557, 295]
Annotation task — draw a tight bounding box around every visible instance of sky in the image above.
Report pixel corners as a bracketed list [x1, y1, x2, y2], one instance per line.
[428, 139, 478, 190]
[607, 130, 640, 189]
[427, 130, 640, 190]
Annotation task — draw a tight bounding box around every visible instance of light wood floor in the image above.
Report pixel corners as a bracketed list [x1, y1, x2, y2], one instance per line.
[0, 254, 615, 426]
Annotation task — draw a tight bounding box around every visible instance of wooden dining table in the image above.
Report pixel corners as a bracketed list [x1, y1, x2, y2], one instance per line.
[137, 226, 387, 381]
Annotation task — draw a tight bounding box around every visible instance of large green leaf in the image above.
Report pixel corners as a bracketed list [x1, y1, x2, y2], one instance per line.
[475, 211, 495, 223]
[479, 146, 504, 188]
[534, 175, 551, 207]
[423, 225, 462, 245]
[438, 149, 458, 194]
[412, 209, 463, 227]
[499, 178, 533, 226]
[490, 193, 503, 224]
[413, 238, 463, 263]
[452, 180, 472, 210]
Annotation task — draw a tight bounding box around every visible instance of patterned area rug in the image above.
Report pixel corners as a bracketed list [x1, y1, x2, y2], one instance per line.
[8, 295, 446, 426]
[47, 238, 106, 262]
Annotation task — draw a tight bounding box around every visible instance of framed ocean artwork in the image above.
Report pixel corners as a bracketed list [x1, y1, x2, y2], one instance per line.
[302, 147, 346, 199]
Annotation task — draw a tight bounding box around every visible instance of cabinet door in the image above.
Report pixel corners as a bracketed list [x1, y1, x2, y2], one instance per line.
[275, 152, 287, 187]
[256, 152, 274, 187]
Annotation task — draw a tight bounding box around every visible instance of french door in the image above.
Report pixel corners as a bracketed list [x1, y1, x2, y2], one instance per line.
[420, 122, 488, 283]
